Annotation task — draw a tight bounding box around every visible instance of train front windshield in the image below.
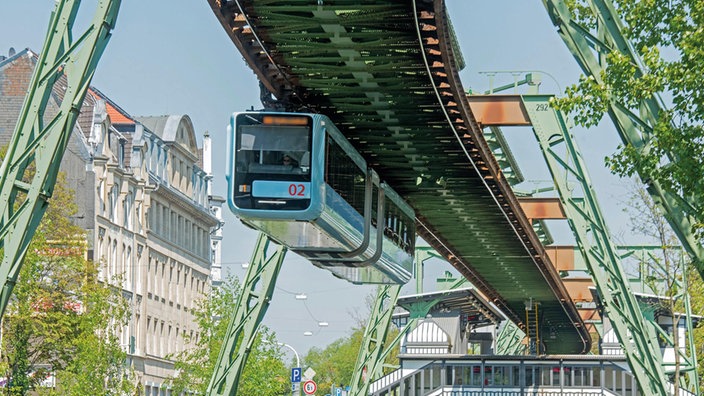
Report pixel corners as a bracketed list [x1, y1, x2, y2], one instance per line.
[233, 113, 313, 210]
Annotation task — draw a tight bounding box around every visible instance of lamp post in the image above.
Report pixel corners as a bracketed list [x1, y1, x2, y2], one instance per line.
[278, 342, 301, 396]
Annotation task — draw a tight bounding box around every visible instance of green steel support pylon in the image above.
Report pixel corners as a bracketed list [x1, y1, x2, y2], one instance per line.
[207, 233, 287, 396]
[414, 246, 444, 293]
[522, 94, 681, 395]
[541, 0, 704, 282]
[369, 247, 469, 383]
[0, 0, 120, 317]
[495, 320, 526, 355]
[348, 284, 401, 396]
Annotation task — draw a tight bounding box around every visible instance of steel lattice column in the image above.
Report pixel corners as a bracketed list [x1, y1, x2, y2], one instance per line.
[348, 284, 401, 396]
[541, 0, 704, 287]
[207, 233, 287, 396]
[523, 94, 669, 395]
[0, 0, 120, 317]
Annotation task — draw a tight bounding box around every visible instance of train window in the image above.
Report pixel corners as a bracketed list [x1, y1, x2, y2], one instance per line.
[233, 114, 312, 210]
[325, 135, 366, 216]
[238, 125, 310, 171]
[383, 201, 415, 254]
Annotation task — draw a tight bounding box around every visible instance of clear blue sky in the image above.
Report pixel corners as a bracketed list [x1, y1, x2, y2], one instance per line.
[0, 0, 634, 357]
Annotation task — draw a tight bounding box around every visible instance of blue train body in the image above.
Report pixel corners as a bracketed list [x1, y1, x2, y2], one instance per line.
[226, 112, 415, 284]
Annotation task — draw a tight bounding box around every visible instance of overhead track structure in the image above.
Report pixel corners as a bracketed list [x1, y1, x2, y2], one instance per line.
[207, 0, 590, 355]
[0, 0, 120, 317]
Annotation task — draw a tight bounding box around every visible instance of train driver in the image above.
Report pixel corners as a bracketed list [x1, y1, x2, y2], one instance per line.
[282, 153, 299, 167]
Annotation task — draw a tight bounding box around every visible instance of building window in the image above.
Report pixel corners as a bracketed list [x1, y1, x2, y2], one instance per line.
[110, 239, 117, 282]
[136, 201, 142, 233]
[98, 177, 106, 215]
[121, 243, 126, 287]
[110, 181, 120, 223]
[124, 189, 133, 231]
[135, 249, 142, 291]
[146, 317, 151, 354]
[135, 314, 140, 354]
[147, 258, 152, 296]
[171, 154, 177, 185]
[118, 138, 125, 168]
[126, 246, 132, 289]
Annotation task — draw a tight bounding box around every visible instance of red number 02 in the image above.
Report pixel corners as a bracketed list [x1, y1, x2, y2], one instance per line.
[288, 184, 306, 197]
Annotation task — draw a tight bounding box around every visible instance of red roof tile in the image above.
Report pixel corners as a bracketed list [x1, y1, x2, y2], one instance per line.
[88, 89, 134, 125]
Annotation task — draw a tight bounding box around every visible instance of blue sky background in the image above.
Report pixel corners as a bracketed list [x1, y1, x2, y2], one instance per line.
[0, 0, 636, 358]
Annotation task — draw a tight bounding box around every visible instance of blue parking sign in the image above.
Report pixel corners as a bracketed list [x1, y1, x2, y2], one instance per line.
[291, 367, 302, 383]
[335, 387, 342, 396]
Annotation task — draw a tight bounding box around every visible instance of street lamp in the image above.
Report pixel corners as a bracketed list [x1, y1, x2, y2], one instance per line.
[277, 342, 301, 396]
[277, 342, 300, 370]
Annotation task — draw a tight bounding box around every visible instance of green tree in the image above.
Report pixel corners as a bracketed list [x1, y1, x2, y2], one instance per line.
[0, 172, 133, 395]
[554, 0, 704, 236]
[304, 327, 364, 393]
[623, 184, 702, 393]
[167, 274, 289, 395]
[689, 268, 704, 383]
[303, 290, 400, 393]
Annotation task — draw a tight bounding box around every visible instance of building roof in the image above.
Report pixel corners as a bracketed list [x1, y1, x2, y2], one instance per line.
[396, 288, 504, 326]
[89, 87, 135, 125]
[136, 115, 200, 160]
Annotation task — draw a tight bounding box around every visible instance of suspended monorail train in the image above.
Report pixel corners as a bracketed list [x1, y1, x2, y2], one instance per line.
[226, 112, 415, 284]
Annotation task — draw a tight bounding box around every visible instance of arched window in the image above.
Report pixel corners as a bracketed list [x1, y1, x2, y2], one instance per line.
[106, 237, 112, 280]
[121, 243, 126, 286]
[110, 239, 117, 283]
[126, 246, 132, 289]
[110, 181, 120, 223]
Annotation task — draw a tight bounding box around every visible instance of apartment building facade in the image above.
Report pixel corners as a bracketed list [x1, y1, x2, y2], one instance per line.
[0, 48, 223, 394]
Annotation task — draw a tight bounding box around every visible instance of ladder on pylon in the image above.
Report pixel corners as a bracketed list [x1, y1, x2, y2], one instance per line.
[524, 300, 540, 355]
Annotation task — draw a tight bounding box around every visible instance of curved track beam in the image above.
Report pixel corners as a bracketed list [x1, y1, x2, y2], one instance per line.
[207, 0, 590, 354]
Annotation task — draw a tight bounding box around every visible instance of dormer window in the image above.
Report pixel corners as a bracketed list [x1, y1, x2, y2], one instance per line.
[118, 138, 126, 168]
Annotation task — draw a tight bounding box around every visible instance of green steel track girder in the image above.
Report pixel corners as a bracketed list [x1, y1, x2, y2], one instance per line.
[208, 0, 590, 355]
[541, 0, 704, 278]
[522, 94, 669, 395]
[349, 284, 401, 396]
[0, 0, 120, 317]
[207, 233, 287, 396]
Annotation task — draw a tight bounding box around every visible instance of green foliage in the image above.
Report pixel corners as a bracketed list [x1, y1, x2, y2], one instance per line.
[304, 327, 364, 393]
[0, 172, 134, 395]
[553, 0, 704, 236]
[688, 269, 704, 382]
[167, 275, 289, 395]
[303, 321, 400, 393]
[624, 184, 704, 390]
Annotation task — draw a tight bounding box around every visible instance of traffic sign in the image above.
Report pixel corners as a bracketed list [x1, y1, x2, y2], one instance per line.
[335, 387, 342, 396]
[304, 367, 316, 380]
[303, 380, 317, 395]
[291, 367, 302, 383]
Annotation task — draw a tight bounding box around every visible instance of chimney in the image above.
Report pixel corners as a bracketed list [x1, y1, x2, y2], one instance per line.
[203, 131, 212, 196]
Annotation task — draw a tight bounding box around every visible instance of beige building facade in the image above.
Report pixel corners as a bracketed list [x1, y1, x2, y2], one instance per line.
[0, 49, 224, 395]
